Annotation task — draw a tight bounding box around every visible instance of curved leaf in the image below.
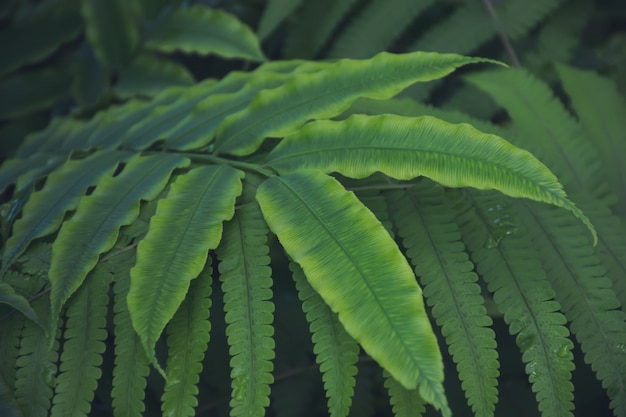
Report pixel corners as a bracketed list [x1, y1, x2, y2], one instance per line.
[1, 150, 130, 277]
[255, 171, 450, 415]
[0, 283, 42, 330]
[49, 153, 190, 332]
[257, 0, 303, 39]
[290, 262, 359, 417]
[114, 54, 195, 99]
[81, 0, 139, 68]
[128, 165, 244, 374]
[387, 183, 499, 417]
[384, 371, 426, 417]
[50, 268, 112, 417]
[162, 264, 212, 417]
[265, 114, 596, 244]
[217, 200, 274, 417]
[455, 190, 576, 417]
[111, 250, 150, 417]
[213, 51, 500, 156]
[0, 69, 73, 119]
[0, 4, 82, 77]
[145, 6, 265, 61]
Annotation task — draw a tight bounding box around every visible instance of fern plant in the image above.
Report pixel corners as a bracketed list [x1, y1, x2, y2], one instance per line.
[2, 2, 626, 417]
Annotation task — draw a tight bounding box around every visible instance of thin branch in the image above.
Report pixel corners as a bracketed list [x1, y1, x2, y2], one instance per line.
[480, 0, 521, 67]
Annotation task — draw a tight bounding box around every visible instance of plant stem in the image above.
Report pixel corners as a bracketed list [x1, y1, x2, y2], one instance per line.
[480, 0, 521, 67]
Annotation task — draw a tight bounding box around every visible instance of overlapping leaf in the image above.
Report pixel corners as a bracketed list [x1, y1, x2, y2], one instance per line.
[213, 51, 499, 155]
[266, 114, 596, 243]
[256, 171, 450, 415]
[128, 165, 244, 373]
[145, 6, 265, 61]
[48, 153, 189, 333]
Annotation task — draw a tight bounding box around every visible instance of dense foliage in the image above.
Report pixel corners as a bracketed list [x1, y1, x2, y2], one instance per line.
[1, 1, 625, 417]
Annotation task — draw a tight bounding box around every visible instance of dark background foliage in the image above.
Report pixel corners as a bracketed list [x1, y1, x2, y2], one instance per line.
[1, 0, 624, 416]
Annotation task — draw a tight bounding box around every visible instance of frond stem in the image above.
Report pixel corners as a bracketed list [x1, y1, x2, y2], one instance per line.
[480, 0, 521, 67]
[175, 152, 277, 177]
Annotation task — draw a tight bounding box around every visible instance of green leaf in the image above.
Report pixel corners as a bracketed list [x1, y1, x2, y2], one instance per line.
[556, 65, 626, 216]
[255, 171, 449, 415]
[162, 263, 212, 417]
[387, 183, 499, 417]
[50, 268, 112, 417]
[128, 165, 244, 375]
[455, 190, 576, 417]
[48, 153, 190, 333]
[163, 64, 326, 151]
[217, 200, 274, 417]
[1, 150, 130, 277]
[81, 0, 140, 68]
[0, 3, 82, 77]
[114, 54, 195, 99]
[14, 300, 59, 417]
[111, 250, 150, 417]
[257, 0, 303, 40]
[290, 262, 359, 417]
[144, 6, 266, 61]
[0, 283, 43, 330]
[384, 371, 426, 417]
[213, 51, 500, 156]
[266, 114, 597, 244]
[0, 69, 73, 119]
[465, 68, 611, 204]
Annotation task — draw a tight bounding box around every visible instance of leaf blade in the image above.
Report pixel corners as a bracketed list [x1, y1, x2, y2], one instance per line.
[256, 171, 449, 415]
[128, 165, 244, 374]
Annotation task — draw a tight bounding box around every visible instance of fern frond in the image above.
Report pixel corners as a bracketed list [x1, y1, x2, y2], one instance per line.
[163, 70, 321, 152]
[0, 3, 81, 77]
[284, 0, 357, 59]
[162, 263, 212, 417]
[384, 371, 426, 417]
[466, 68, 612, 203]
[290, 262, 359, 417]
[216, 199, 275, 417]
[515, 200, 626, 417]
[50, 268, 111, 417]
[266, 114, 596, 242]
[114, 54, 195, 99]
[257, 0, 303, 40]
[213, 51, 497, 156]
[0, 282, 43, 329]
[129, 164, 244, 375]
[410, 1, 490, 54]
[454, 190, 576, 417]
[83, 85, 194, 149]
[1, 150, 130, 277]
[81, 0, 139, 68]
[17, 242, 51, 278]
[556, 65, 626, 215]
[256, 171, 449, 415]
[0, 308, 23, 392]
[576, 200, 626, 311]
[113, 78, 220, 150]
[49, 153, 190, 330]
[111, 250, 150, 417]
[0, 153, 62, 194]
[14, 299, 59, 417]
[145, 6, 266, 61]
[386, 182, 499, 417]
[0, 68, 74, 119]
[525, 1, 589, 67]
[328, 0, 434, 59]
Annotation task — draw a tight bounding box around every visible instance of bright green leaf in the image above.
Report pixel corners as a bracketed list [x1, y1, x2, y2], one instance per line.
[145, 6, 266, 61]
[266, 114, 597, 244]
[128, 165, 244, 375]
[256, 171, 450, 415]
[213, 50, 500, 156]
